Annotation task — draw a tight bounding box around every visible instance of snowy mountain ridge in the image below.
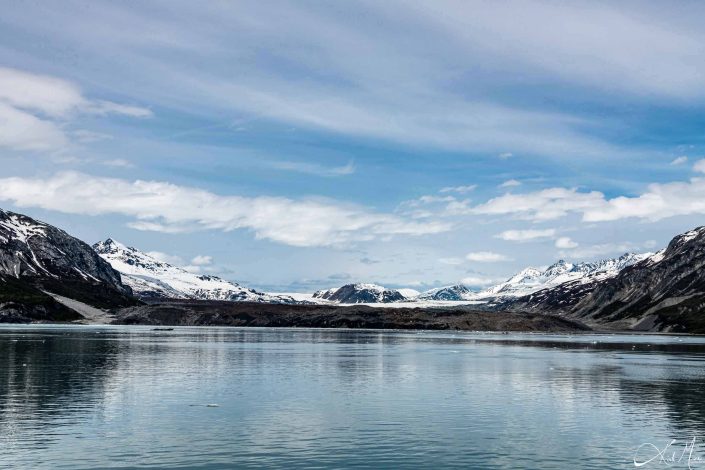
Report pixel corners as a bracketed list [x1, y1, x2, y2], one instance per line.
[93, 239, 294, 303]
[415, 252, 651, 302]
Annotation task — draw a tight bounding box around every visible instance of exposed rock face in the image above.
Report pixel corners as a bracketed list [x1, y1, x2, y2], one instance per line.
[94, 238, 295, 304]
[0, 209, 135, 309]
[114, 299, 590, 333]
[313, 284, 405, 303]
[509, 227, 705, 333]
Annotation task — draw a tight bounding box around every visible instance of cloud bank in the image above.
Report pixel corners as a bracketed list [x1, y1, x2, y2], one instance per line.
[0, 172, 448, 247]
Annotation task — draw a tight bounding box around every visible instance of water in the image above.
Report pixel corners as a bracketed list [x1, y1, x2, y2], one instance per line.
[1, 326, 705, 469]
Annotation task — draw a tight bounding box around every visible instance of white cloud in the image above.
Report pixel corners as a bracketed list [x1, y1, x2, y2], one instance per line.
[440, 185, 477, 194]
[0, 67, 151, 119]
[465, 251, 511, 262]
[191, 255, 213, 266]
[498, 152, 513, 159]
[582, 178, 705, 222]
[146, 251, 184, 265]
[0, 172, 450, 247]
[671, 156, 688, 165]
[0, 66, 86, 117]
[558, 241, 651, 260]
[438, 257, 464, 265]
[0, 67, 150, 153]
[470, 176, 705, 224]
[496, 228, 556, 242]
[0, 102, 68, 151]
[693, 159, 705, 174]
[498, 179, 521, 188]
[554, 237, 578, 249]
[474, 188, 605, 221]
[460, 276, 497, 287]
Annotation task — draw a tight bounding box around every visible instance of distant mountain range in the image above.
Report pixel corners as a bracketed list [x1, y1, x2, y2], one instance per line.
[318, 252, 651, 304]
[2, 207, 705, 332]
[93, 239, 295, 304]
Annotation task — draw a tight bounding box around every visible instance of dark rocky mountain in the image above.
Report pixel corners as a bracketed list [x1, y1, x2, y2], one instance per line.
[313, 284, 406, 303]
[508, 226, 705, 333]
[115, 299, 589, 333]
[0, 273, 80, 322]
[0, 209, 137, 321]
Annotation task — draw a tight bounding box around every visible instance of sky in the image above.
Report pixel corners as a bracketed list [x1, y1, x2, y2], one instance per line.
[1, 0, 705, 292]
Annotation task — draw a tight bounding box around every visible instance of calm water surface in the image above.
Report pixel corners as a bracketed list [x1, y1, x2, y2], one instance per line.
[1, 325, 705, 469]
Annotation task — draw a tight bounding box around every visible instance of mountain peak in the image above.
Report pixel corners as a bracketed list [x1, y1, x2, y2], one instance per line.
[313, 283, 405, 303]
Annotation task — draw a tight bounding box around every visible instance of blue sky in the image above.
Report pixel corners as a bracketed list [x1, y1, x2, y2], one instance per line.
[1, 0, 705, 292]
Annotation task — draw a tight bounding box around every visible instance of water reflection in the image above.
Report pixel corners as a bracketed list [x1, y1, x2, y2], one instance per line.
[1, 326, 705, 469]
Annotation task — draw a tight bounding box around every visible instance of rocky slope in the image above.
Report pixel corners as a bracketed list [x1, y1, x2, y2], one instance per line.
[115, 299, 590, 332]
[94, 239, 294, 303]
[313, 283, 407, 303]
[510, 227, 705, 332]
[0, 209, 136, 314]
[0, 274, 80, 322]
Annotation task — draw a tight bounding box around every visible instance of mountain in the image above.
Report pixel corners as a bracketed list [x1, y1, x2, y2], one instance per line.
[475, 253, 650, 300]
[0, 209, 136, 317]
[312, 284, 406, 303]
[413, 253, 648, 304]
[508, 227, 705, 332]
[417, 284, 474, 301]
[94, 239, 294, 303]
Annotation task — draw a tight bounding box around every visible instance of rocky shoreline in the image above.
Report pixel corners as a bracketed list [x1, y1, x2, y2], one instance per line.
[112, 299, 591, 333]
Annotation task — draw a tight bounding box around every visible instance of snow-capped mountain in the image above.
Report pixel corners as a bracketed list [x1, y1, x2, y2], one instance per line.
[508, 226, 705, 332]
[313, 283, 406, 303]
[0, 209, 134, 310]
[417, 284, 473, 301]
[413, 253, 650, 304]
[93, 239, 294, 303]
[475, 252, 650, 300]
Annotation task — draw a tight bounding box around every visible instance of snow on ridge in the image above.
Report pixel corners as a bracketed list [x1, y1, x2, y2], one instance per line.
[413, 252, 651, 303]
[93, 238, 290, 303]
[0, 213, 47, 244]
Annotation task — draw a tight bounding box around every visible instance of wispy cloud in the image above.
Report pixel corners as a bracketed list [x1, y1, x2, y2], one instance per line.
[440, 185, 477, 194]
[0, 67, 150, 153]
[0, 2, 674, 158]
[671, 156, 688, 165]
[268, 159, 355, 177]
